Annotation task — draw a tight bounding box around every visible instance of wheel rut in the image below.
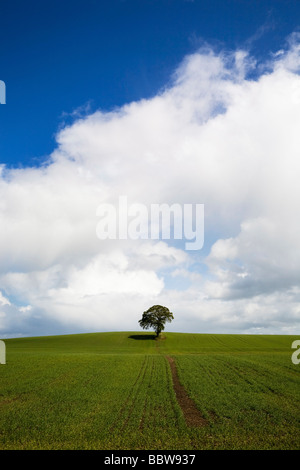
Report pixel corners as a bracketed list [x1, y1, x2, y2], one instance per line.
[166, 355, 208, 428]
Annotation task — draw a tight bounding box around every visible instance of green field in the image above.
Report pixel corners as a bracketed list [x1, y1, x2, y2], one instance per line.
[0, 331, 299, 450]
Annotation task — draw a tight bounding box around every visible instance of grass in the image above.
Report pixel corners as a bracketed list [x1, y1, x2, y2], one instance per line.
[0, 331, 299, 449]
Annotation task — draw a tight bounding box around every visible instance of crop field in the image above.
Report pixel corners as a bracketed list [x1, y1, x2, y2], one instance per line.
[0, 332, 299, 450]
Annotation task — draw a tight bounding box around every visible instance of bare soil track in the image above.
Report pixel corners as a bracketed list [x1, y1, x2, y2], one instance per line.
[166, 355, 208, 427]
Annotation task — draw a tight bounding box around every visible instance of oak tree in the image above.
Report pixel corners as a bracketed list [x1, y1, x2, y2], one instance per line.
[139, 305, 174, 338]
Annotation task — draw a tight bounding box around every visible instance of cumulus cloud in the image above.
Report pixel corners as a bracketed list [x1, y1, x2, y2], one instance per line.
[1, 35, 300, 337]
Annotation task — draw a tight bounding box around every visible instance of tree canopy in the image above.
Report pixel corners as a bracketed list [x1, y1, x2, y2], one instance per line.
[139, 305, 174, 337]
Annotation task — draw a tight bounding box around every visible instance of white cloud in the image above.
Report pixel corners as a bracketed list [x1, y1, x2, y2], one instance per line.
[1, 35, 300, 337]
[0, 291, 11, 307]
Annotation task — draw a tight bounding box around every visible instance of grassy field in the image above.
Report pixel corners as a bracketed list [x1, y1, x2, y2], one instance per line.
[0, 331, 299, 450]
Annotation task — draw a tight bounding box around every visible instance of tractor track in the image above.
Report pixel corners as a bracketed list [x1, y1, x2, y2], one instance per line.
[109, 355, 149, 433]
[166, 355, 208, 427]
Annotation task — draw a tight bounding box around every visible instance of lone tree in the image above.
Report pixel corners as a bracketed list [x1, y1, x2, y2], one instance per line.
[139, 305, 174, 338]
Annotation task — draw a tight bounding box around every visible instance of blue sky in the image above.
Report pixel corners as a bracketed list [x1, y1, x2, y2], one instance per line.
[1, 0, 300, 167]
[1, 0, 300, 338]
